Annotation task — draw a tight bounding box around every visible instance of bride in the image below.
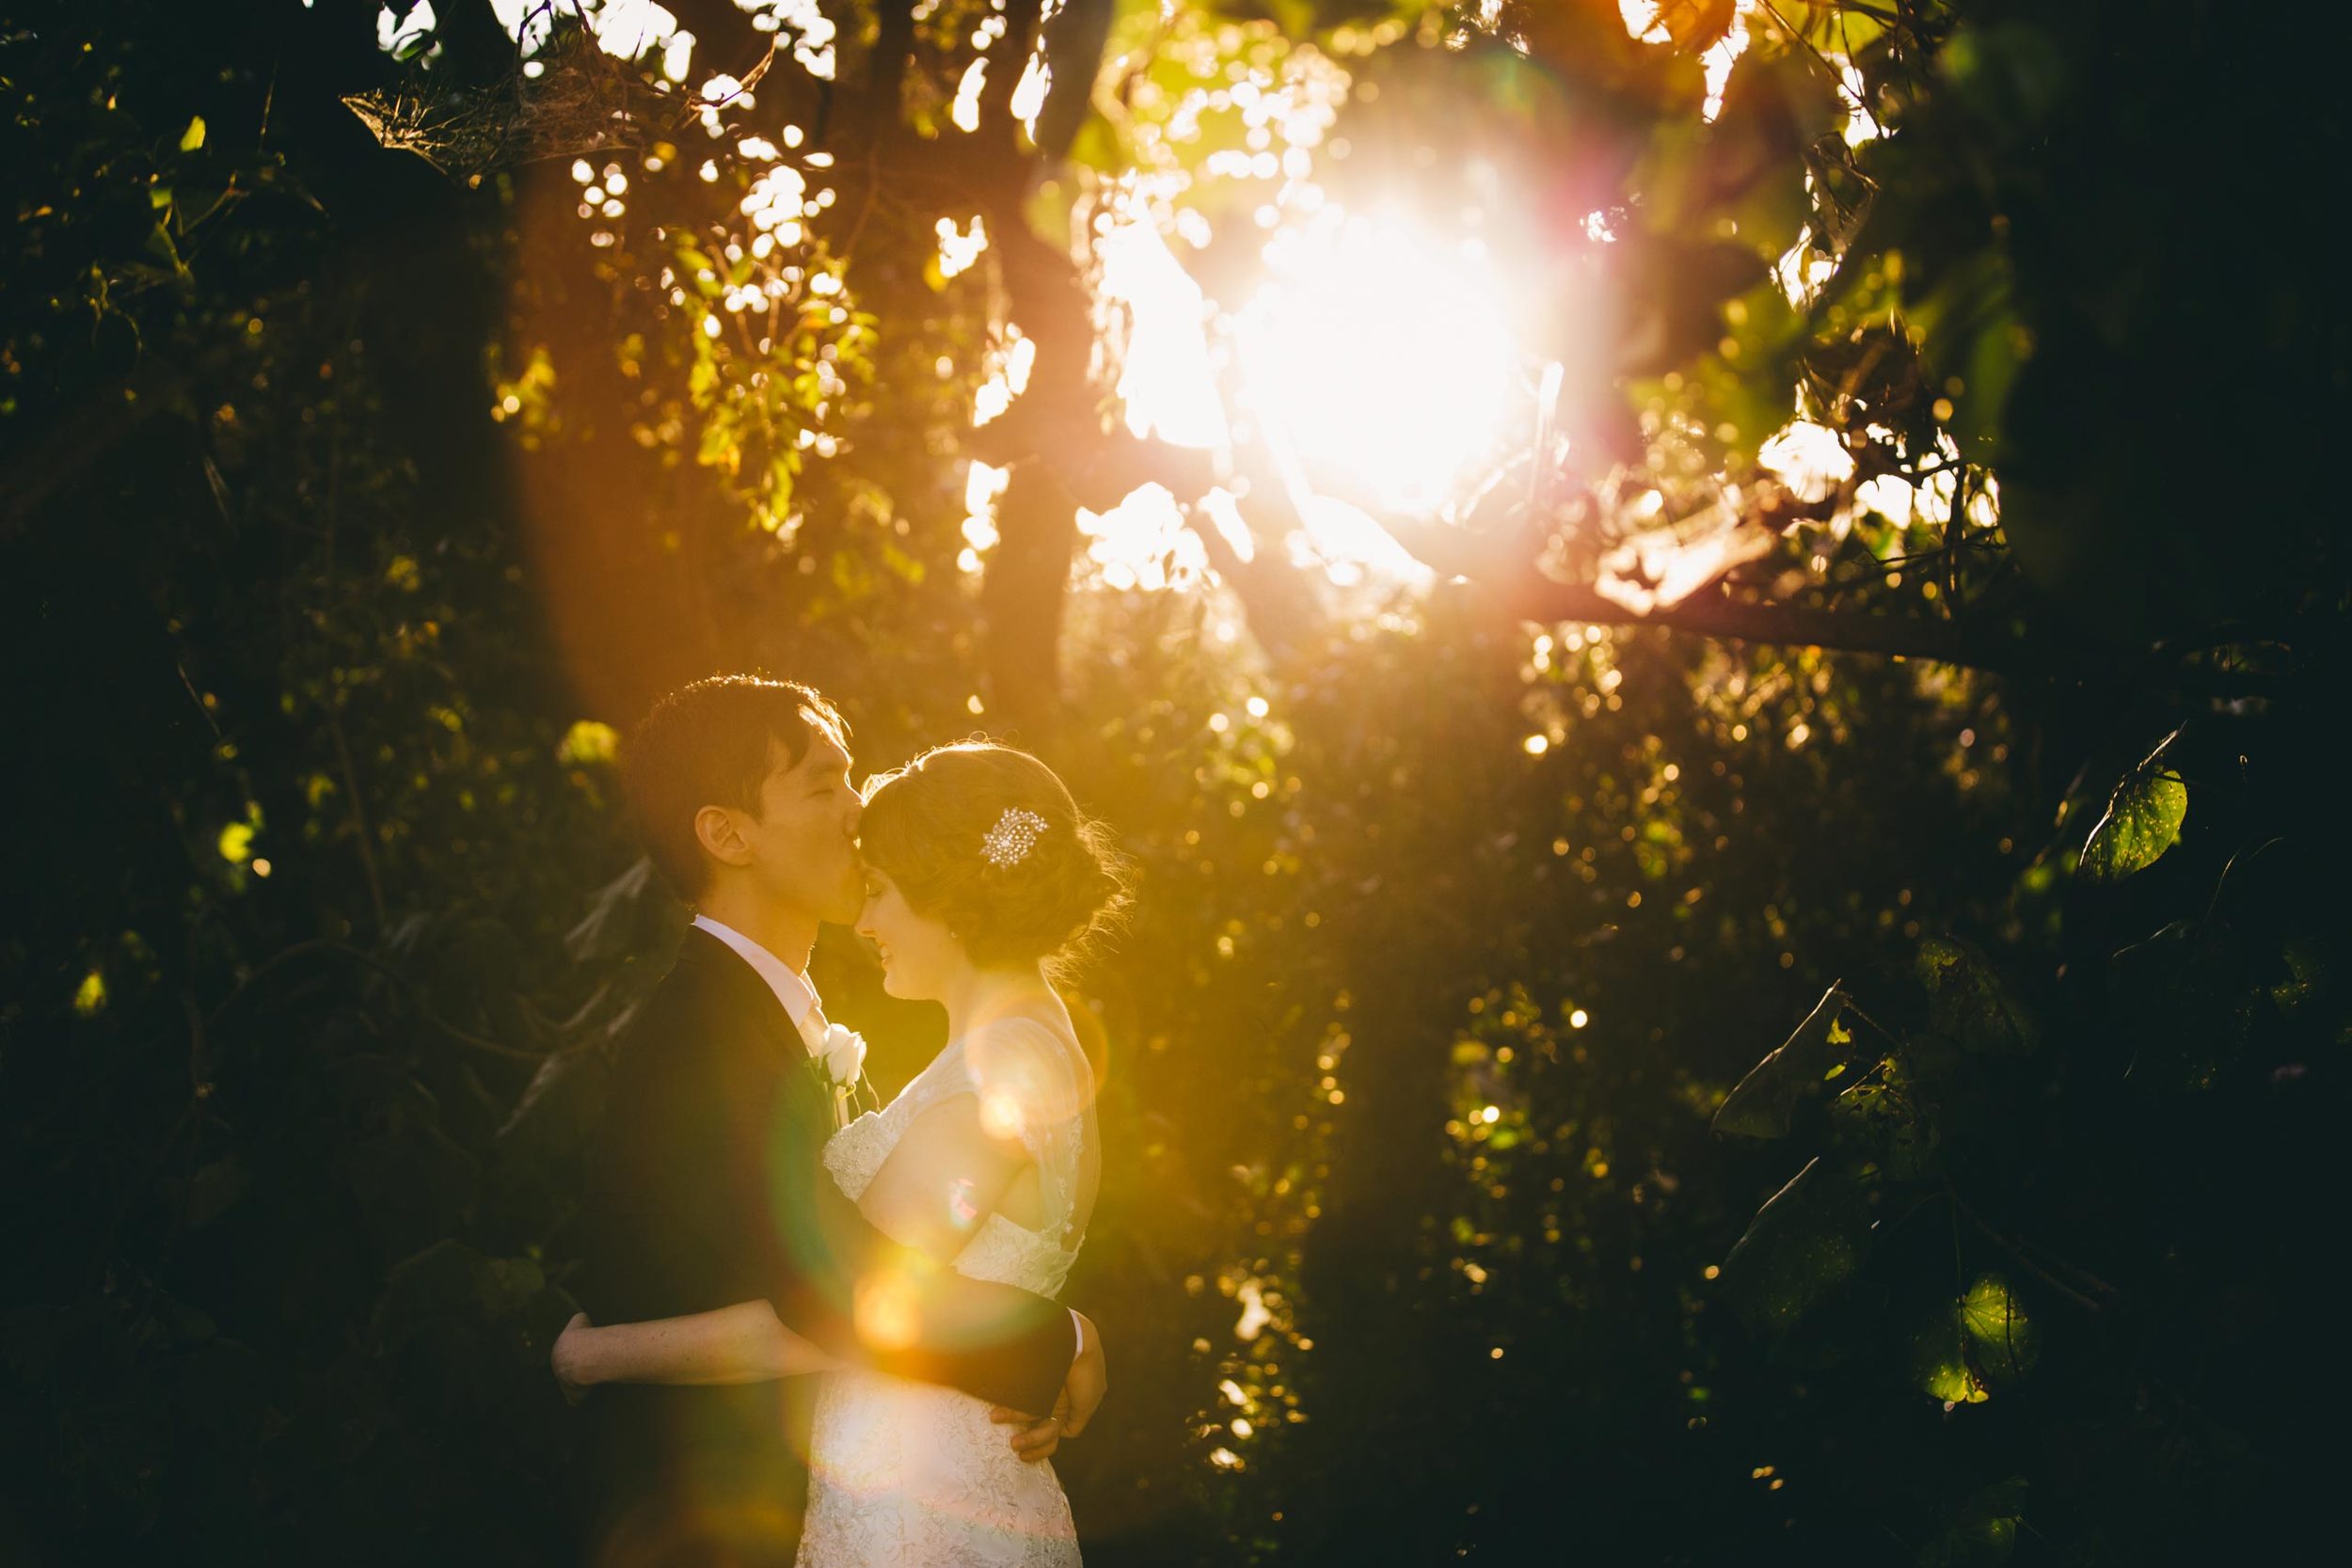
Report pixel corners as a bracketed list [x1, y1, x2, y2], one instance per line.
[555, 741, 1129, 1565]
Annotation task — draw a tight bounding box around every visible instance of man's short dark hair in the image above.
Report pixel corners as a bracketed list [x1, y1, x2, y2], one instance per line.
[622, 675, 850, 898]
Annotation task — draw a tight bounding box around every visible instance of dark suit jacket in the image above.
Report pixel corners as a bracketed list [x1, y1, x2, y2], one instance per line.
[569, 927, 1076, 1559]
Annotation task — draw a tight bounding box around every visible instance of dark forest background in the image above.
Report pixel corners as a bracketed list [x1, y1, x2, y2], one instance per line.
[4, 2, 2347, 1562]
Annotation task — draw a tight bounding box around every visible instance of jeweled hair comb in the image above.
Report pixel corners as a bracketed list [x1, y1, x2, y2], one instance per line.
[980, 807, 1049, 869]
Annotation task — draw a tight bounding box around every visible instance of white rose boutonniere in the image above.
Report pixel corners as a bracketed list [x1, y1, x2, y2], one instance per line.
[820, 1022, 867, 1086]
[818, 1022, 872, 1126]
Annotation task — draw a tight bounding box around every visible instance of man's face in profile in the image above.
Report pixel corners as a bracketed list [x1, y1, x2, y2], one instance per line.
[738, 728, 865, 926]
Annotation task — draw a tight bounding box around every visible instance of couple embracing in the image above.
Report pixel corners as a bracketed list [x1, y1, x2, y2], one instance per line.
[557, 675, 1128, 1566]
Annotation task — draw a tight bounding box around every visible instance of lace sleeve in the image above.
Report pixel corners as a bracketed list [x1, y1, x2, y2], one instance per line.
[892, 1019, 1091, 1244]
[961, 1019, 1089, 1149]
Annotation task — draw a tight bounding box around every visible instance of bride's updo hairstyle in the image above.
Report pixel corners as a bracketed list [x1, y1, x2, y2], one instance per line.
[858, 742, 1131, 976]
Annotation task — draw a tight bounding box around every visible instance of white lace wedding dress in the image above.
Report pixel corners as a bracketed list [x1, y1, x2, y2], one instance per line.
[797, 1020, 1096, 1567]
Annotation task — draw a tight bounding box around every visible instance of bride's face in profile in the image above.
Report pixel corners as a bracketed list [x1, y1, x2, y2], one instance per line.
[855, 865, 963, 1002]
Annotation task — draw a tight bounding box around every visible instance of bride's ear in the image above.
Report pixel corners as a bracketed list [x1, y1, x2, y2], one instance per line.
[694, 803, 754, 868]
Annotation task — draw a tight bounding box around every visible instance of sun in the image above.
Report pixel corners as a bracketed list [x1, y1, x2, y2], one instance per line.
[1086, 195, 1542, 589]
[1234, 207, 1527, 519]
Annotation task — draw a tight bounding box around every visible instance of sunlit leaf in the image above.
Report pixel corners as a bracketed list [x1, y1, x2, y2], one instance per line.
[1650, 0, 1739, 55]
[1958, 1274, 2038, 1379]
[1913, 1307, 1988, 1405]
[1915, 1274, 2037, 1407]
[556, 719, 620, 767]
[2079, 770, 2186, 882]
[1713, 983, 1851, 1138]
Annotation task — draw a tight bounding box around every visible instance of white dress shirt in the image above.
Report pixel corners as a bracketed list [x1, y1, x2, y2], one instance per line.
[691, 913, 822, 1055]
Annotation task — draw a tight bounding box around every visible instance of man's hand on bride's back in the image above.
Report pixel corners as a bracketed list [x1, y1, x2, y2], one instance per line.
[552, 1311, 595, 1404]
[989, 1309, 1106, 1464]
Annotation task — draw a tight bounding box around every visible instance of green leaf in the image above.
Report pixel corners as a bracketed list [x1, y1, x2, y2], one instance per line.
[1915, 1274, 2037, 1406]
[1958, 1274, 2038, 1379]
[2272, 936, 2336, 1018]
[390, 23, 437, 62]
[179, 115, 206, 151]
[1913, 1306, 1988, 1405]
[1916, 1478, 2029, 1567]
[1063, 111, 1125, 177]
[1719, 1157, 1873, 1334]
[1830, 1056, 1940, 1180]
[1713, 983, 1851, 1138]
[1910, 249, 2021, 463]
[564, 856, 670, 964]
[2079, 770, 2186, 882]
[473, 1256, 545, 1320]
[2110, 921, 2241, 1091]
[186, 1156, 247, 1227]
[556, 718, 620, 767]
[1915, 936, 2036, 1056]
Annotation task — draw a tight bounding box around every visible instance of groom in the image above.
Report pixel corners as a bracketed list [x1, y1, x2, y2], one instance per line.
[566, 674, 1105, 1564]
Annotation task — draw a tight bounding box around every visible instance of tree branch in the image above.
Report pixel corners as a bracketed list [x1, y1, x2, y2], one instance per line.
[1471, 571, 2286, 697]
[862, 0, 917, 133]
[977, 0, 1043, 154]
[1523, 578, 2040, 670]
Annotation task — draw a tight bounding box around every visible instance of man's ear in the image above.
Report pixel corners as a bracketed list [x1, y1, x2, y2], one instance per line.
[693, 803, 754, 869]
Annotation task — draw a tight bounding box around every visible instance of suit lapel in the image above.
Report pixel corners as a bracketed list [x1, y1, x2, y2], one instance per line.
[674, 927, 830, 1126]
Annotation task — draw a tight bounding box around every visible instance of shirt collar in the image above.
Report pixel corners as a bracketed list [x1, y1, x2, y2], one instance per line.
[690, 914, 820, 1046]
